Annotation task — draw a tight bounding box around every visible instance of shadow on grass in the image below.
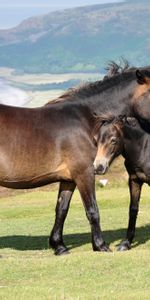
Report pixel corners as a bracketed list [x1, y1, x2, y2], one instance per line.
[0, 224, 149, 251]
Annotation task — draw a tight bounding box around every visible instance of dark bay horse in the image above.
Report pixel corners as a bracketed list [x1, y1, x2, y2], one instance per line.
[93, 114, 150, 250]
[1, 66, 150, 255]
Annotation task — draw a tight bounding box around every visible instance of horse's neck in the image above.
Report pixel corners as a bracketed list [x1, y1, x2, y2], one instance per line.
[81, 80, 135, 116]
[52, 74, 136, 118]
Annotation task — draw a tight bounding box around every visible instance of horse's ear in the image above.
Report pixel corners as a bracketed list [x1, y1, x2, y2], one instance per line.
[92, 112, 107, 126]
[136, 69, 146, 85]
[118, 115, 127, 123]
[126, 117, 137, 127]
[93, 112, 98, 118]
[116, 115, 127, 126]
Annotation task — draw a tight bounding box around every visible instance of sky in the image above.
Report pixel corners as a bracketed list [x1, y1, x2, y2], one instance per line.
[0, 0, 124, 29]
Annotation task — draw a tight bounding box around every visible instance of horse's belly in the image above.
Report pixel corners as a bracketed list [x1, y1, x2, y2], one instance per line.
[0, 158, 72, 189]
[0, 173, 57, 189]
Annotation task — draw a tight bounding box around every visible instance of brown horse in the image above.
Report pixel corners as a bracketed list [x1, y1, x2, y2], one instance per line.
[1, 65, 150, 255]
[93, 114, 150, 250]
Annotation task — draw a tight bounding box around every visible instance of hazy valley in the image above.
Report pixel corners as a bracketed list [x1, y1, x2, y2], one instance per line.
[0, 0, 149, 74]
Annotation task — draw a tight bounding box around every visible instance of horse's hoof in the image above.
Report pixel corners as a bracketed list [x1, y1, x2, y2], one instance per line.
[94, 242, 112, 252]
[55, 246, 70, 256]
[118, 240, 131, 251]
[100, 244, 112, 252]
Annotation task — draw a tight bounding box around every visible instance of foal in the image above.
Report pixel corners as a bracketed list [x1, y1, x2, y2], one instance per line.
[93, 114, 150, 250]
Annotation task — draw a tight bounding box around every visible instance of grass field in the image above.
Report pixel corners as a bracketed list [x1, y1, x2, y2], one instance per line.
[0, 183, 150, 300]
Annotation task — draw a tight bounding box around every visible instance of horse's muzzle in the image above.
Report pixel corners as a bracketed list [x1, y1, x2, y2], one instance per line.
[93, 158, 109, 175]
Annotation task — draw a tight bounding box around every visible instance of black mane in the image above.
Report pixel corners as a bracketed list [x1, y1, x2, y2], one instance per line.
[46, 58, 150, 105]
[58, 65, 136, 101]
[105, 58, 131, 77]
[46, 59, 134, 105]
[47, 60, 150, 106]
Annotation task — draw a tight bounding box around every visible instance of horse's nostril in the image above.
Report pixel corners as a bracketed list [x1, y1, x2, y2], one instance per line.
[98, 164, 105, 173]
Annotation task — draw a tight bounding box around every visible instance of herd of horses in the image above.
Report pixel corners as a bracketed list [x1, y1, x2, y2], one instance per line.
[1, 62, 150, 255]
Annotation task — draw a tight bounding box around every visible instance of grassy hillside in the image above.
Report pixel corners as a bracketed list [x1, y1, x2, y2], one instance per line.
[0, 0, 150, 73]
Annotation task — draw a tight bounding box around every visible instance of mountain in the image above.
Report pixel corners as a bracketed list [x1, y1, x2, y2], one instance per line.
[0, 0, 150, 73]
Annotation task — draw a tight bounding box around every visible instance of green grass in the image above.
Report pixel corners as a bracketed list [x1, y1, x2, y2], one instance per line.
[0, 184, 150, 300]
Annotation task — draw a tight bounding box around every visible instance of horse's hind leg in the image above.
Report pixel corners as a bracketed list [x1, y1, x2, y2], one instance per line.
[118, 177, 142, 251]
[75, 168, 111, 252]
[49, 181, 76, 255]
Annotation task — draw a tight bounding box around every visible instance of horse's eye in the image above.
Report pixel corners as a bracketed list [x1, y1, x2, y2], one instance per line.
[111, 137, 117, 145]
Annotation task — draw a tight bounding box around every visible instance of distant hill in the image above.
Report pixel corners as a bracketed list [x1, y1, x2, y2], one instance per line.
[0, 0, 150, 73]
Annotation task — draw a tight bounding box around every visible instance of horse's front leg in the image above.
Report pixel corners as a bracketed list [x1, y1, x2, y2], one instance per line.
[118, 176, 143, 251]
[49, 181, 76, 255]
[75, 167, 111, 252]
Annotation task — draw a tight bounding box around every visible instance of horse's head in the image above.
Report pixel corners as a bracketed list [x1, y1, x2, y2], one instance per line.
[132, 69, 150, 122]
[93, 114, 125, 175]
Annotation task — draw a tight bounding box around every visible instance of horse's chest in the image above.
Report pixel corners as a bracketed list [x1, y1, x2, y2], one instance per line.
[135, 163, 150, 184]
[126, 156, 150, 184]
